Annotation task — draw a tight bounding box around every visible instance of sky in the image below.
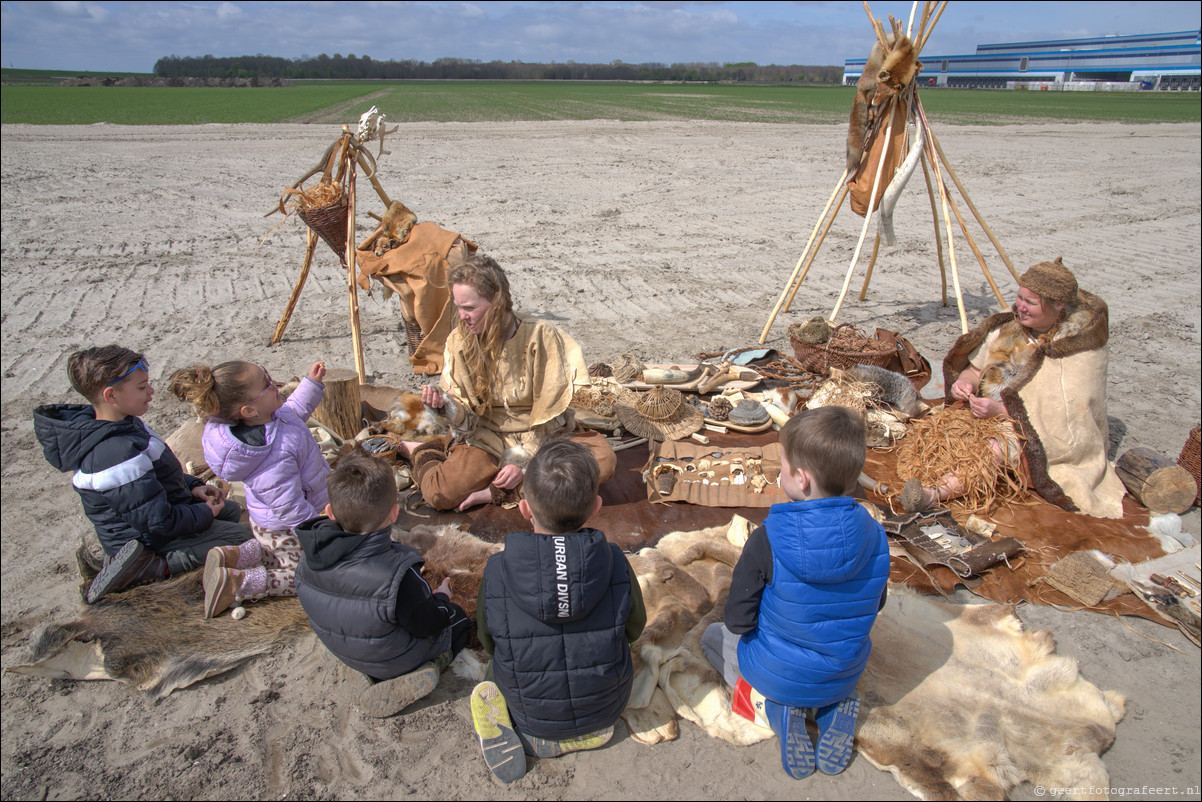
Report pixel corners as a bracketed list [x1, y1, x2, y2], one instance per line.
[1, 1, 1198, 73]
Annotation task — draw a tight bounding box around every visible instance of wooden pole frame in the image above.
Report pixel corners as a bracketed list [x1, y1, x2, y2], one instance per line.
[270, 228, 318, 346]
[345, 149, 367, 384]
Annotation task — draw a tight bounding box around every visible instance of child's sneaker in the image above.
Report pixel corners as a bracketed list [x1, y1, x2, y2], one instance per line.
[519, 725, 614, 758]
[86, 539, 167, 604]
[764, 699, 815, 780]
[357, 663, 439, 719]
[815, 693, 860, 774]
[470, 681, 526, 784]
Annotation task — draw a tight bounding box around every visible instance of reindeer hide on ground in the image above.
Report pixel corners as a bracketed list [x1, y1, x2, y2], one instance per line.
[6, 572, 310, 699]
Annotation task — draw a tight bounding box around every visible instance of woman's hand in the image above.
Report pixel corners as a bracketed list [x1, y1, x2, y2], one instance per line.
[308, 361, 326, 383]
[492, 464, 524, 490]
[434, 577, 453, 597]
[951, 378, 976, 402]
[968, 395, 1006, 419]
[421, 385, 445, 409]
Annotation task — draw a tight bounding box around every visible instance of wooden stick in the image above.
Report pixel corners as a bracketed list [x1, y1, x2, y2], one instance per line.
[831, 95, 897, 323]
[906, 1, 919, 39]
[783, 184, 850, 314]
[928, 127, 1021, 281]
[917, 0, 948, 55]
[943, 178, 1009, 309]
[270, 228, 318, 346]
[758, 167, 850, 344]
[858, 232, 883, 300]
[613, 437, 649, 453]
[920, 153, 948, 306]
[918, 108, 967, 332]
[915, 1, 933, 49]
[862, 1, 889, 49]
[345, 154, 367, 384]
[356, 150, 392, 207]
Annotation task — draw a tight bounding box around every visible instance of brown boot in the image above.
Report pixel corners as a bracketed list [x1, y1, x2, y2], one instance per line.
[204, 540, 262, 572]
[408, 440, 447, 484]
[203, 564, 246, 619]
[86, 540, 168, 604]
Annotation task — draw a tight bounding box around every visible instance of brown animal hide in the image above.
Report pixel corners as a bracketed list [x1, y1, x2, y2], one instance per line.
[391, 524, 502, 621]
[6, 572, 310, 699]
[360, 200, 418, 256]
[846, 34, 921, 176]
[858, 590, 1125, 800]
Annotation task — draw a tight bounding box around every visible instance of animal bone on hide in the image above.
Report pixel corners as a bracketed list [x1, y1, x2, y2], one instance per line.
[6, 572, 310, 699]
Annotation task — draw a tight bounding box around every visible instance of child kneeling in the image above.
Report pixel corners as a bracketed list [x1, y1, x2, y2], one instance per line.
[702, 406, 889, 780]
[471, 439, 645, 784]
[294, 450, 470, 717]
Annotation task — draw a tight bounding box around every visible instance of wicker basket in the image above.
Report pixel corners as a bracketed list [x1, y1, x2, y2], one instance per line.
[1177, 426, 1201, 506]
[297, 195, 350, 265]
[788, 323, 895, 376]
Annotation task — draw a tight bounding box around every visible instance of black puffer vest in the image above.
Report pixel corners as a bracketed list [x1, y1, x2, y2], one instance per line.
[482, 528, 633, 740]
[295, 521, 428, 680]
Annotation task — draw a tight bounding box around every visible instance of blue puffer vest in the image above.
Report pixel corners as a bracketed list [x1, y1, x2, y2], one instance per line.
[295, 522, 435, 680]
[737, 496, 890, 707]
[482, 529, 633, 740]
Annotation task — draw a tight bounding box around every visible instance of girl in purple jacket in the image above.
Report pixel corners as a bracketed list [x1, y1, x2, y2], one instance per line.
[171, 360, 330, 618]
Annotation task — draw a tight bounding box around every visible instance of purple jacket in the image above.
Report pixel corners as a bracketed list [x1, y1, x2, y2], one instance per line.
[202, 377, 330, 531]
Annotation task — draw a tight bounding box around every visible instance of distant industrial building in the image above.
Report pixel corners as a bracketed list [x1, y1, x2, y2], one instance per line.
[844, 29, 1200, 90]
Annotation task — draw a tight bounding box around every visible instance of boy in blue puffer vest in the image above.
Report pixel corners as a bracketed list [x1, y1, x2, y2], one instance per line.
[295, 449, 471, 718]
[470, 439, 646, 784]
[702, 406, 889, 779]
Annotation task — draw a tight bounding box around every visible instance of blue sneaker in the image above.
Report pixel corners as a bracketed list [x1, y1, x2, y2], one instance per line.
[815, 694, 860, 774]
[764, 699, 815, 779]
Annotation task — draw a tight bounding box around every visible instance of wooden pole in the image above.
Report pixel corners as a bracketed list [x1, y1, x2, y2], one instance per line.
[345, 152, 367, 384]
[928, 128, 1021, 281]
[919, 110, 968, 332]
[943, 179, 1009, 309]
[782, 184, 851, 314]
[917, 0, 948, 55]
[858, 232, 883, 300]
[270, 228, 319, 346]
[831, 95, 897, 323]
[915, 1, 934, 48]
[758, 167, 849, 344]
[862, 2, 890, 49]
[906, 1, 919, 39]
[920, 154, 948, 307]
[356, 150, 392, 207]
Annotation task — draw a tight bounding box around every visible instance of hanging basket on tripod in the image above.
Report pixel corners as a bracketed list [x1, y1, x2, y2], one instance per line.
[282, 182, 349, 265]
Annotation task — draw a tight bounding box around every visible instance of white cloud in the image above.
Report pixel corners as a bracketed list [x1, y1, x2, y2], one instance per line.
[216, 2, 243, 23]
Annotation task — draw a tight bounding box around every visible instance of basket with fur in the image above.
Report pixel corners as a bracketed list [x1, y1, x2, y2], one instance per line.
[789, 322, 894, 376]
[282, 182, 349, 264]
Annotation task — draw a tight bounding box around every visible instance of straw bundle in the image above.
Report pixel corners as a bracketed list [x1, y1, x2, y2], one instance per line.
[573, 383, 629, 418]
[895, 407, 1028, 514]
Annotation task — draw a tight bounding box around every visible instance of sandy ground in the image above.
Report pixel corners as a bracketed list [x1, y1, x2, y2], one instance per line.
[2, 120, 1199, 800]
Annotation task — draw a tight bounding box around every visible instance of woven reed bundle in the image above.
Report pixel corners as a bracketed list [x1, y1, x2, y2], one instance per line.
[1178, 426, 1201, 505]
[807, 369, 885, 419]
[573, 383, 629, 418]
[895, 407, 1029, 514]
[615, 385, 703, 441]
[612, 353, 646, 384]
[789, 322, 894, 375]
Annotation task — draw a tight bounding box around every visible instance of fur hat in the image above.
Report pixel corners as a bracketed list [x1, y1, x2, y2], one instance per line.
[616, 386, 703, 442]
[1019, 257, 1078, 304]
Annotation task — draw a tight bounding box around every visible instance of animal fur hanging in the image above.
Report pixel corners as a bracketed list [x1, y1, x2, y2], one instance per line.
[846, 32, 922, 177]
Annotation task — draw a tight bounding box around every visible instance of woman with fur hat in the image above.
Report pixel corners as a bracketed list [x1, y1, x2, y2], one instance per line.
[904, 257, 1125, 518]
[402, 253, 616, 512]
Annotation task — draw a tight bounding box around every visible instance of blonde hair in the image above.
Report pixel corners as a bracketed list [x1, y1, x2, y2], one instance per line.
[169, 361, 259, 422]
[448, 253, 514, 416]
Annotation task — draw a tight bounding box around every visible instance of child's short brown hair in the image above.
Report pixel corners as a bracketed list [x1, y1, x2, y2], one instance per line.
[325, 449, 396, 534]
[778, 406, 866, 497]
[523, 439, 600, 534]
[67, 345, 147, 402]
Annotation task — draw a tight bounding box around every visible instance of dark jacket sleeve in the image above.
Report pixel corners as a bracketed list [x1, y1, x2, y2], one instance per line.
[723, 524, 773, 635]
[624, 559, 646, 643]
[476, 580, 493, 655]
[394, 566, 455, 639]
[87, 441, 214, 551]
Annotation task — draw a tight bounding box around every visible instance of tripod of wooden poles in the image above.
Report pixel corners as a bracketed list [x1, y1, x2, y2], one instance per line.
[759, 0, 1020, 343]
[270, 126, 395, 385]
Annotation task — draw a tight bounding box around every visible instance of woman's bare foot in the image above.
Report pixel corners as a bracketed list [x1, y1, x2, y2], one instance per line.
[400, 441, 422, 459]
[457, 488, 492, 512]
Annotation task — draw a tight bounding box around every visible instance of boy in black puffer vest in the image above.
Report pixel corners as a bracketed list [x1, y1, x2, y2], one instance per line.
[295, 449, 470, 718]
[471, 439, 645, 784]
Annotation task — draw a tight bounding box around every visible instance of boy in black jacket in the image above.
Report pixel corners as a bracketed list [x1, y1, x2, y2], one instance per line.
[294, 450, 470, 718]
[472, 439, 646, 784]
[34, 345, 250, 603]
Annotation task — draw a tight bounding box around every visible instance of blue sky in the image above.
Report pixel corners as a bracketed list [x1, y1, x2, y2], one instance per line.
[1, 1, 1198, 73]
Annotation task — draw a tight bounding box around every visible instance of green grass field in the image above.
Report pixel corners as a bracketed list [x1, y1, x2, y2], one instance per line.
[2, 79, 1198, 125]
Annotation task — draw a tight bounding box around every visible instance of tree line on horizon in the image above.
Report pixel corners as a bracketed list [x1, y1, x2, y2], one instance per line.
[152, 53, 844, 84]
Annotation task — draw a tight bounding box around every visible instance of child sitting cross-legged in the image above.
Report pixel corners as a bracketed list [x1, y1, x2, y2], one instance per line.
[701, 406, 889, 780]
[470, 439, 646, 784]
[294, 449, 471, 718]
